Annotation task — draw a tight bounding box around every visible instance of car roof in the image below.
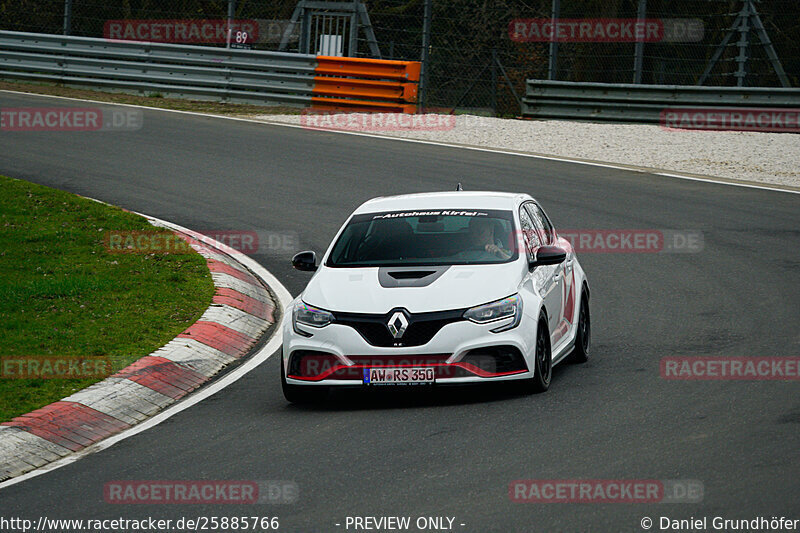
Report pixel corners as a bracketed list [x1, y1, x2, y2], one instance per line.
[353, 191, 532, 214]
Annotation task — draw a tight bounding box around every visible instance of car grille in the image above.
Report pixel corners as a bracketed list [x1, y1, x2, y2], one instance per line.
[332, 308, 466, 347]
[347, 354, 451, 366]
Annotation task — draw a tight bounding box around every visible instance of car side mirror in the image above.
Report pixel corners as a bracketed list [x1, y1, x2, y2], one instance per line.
[529, 246, 567, 268]
[292, 251, 318, 272]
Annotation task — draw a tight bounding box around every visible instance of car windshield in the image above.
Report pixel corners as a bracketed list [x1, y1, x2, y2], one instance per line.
[327, 209, 518, 267]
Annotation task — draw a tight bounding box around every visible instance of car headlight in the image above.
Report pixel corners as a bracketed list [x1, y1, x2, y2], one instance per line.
[463, 294, 522, 333]
[293, 301, 334, 336]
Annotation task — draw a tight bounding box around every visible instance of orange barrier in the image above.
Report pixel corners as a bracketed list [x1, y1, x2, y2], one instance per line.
[315, 56, 420, 81]
[313, 77, 418, 102]
[312, 56, 421, 114]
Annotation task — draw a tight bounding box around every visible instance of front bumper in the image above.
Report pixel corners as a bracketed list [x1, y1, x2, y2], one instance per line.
[282, 311, 537, 386]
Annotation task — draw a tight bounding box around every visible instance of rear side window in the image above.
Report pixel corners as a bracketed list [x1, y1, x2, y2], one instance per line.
[524, 202, 554, 245]
[518, 206, 540, 262]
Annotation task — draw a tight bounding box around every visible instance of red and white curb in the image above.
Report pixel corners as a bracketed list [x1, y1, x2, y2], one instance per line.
[0, 216, 281, 482]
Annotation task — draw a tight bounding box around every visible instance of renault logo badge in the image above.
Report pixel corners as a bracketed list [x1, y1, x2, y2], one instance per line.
[387, 311, 409, 339]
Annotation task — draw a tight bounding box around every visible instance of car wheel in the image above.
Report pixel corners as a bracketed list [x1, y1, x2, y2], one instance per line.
[520, 314, 552, 394]
[281, 353, 329, 404]
[568, 289, 590, 364]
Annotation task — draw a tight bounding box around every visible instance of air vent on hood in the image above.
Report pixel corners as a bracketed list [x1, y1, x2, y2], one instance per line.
[387, 270, 436, 280]
[378, 266, 450, 288]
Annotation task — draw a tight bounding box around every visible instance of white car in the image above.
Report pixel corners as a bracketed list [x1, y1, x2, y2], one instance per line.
[280, 191, 590, 403]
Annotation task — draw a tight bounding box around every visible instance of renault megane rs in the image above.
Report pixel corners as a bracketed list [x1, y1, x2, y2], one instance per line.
[280, 191, 590, 403]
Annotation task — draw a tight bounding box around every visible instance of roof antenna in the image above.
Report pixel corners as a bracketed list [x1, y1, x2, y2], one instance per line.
[456, 182, 463, 191]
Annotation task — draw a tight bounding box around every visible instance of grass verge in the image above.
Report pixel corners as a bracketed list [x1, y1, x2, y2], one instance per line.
[0, 176, 215, 421]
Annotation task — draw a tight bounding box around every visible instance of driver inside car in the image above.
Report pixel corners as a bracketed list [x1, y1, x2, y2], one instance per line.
[466, 217, 512, 260]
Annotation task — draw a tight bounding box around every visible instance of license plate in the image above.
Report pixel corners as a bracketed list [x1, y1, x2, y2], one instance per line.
[363, 367, 435, 385]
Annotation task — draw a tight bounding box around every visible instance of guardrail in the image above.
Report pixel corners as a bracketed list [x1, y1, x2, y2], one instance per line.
[522, 80, 800, 124]
[0, 31, 420, 113]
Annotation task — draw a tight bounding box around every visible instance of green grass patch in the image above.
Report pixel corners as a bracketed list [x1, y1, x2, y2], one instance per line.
[0, 176, 215, 421]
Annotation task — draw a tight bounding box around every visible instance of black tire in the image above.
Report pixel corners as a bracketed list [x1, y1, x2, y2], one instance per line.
[281, 355, 329, 404]
[519, 315, 552, 394]
[568, 290, 590, 364]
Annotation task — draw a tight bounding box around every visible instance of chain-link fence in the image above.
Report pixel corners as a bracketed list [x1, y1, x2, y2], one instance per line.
[417, 0, 799, 115]
[1, 0, 798, 115]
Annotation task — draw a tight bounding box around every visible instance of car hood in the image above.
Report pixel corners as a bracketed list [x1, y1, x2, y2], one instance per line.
[302, 262, 522, 314]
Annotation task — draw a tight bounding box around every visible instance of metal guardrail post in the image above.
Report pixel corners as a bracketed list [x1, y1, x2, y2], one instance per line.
[418, 0, 432, 110]
[734, 1, 752, 87]
[491, 48, 498, 114]
[63, 0, 73, 36]
[632, 0, 647, 84]
[226, 0, 236, 49]
[547, 0, 560, 80]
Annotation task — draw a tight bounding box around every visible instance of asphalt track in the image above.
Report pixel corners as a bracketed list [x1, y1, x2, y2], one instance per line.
[1, 92, 798, 532]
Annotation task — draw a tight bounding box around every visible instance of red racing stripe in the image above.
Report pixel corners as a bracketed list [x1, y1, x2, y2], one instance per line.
[2, 401, 130, 451]
[112, 356, 208, 399]
[178, 321, 255, 357]
[213, 287, 274, 321]
[206, 259, 260, 285]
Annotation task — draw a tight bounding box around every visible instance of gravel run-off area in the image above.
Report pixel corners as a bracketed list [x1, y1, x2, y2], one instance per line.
[249, 113, 799, 189]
